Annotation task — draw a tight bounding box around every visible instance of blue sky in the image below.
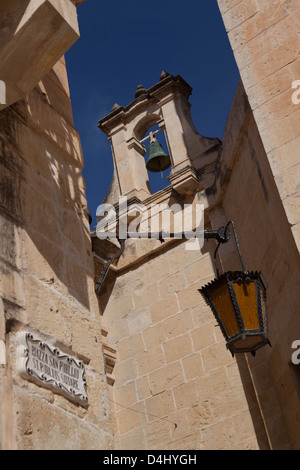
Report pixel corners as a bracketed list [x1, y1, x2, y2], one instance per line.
[65, 0, 240, 227]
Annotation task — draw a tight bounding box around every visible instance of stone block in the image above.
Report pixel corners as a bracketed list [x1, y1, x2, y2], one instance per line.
[167, 243, 203, 272]
[217, 0, 246, 15]
[0, 261, 25, 308]
[113, 382, 137, 412]
[184, 255, 215, 284]
[103, 296, 134, 322]
[173, 380, 198, 409]
[291, 223, 300, 252]
[103, 317, 130, 346]
[222, 0, 259, 31]
[234, 26, 276, 69]
[149, 362, 184, 395]
[127, 307, 152, 335]
[190, 300, 216, 328]
[118, 426, 146, 450]
[143, 323, 166, 350]
[144, 417, 173, 449]
[247, 65, 293, 110]
[191, 324, 216, 351]
[268, 135, 300, 176]
[162, 310, 193, 340]
[20, 185, 62, 247]
[117, 333, 145, 361]
[256, 88, 297, 124]
[177, 282, 202, 311]
[22, 230, 65, 286]
[132, 283, 160, 310]
[260, 106, 300, 151]
[113, 357, 138, 388]
[0, 0, 80, 110]
[168, 431, 203, 450]
[163, 334, 193, 364]
[84, 373, 112, 431]
[227, 2, 287, 49]
[201, 419, 238, 450]
[281, 194, 300, 226]
[14, 389, 111, 449]
[0, 161, 22, 220]
[149, 295, 179, 324]
[116, 402, 145, 435]
[166, 409, 192, 443]
[201, 342, 234, 373]
[144, 390, 175, 422]
[182, 353, 204, 380]
[136, 347, 165, 377]
[210, 386, 252, 422]
[136, 375, 151, 401]
[158, 270, 187, 298]
[23, 88, 83, 166]
[186, 401, 213, 431]
[0, 215, 22, 270]
[242, 43, 296, 90]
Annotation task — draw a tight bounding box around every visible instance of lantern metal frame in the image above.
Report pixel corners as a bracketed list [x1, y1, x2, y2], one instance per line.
[198, 220, 271, 356]
[199, 270, 270, 356]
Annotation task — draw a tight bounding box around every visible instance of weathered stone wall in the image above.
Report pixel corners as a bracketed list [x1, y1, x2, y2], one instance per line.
[0, 57, 114, 450]
[208, 79, 300, 449]
[1, 0, 299, 451]
[99, 231, 269, 450]
[99, 75, 300, 449]
[217, 0, 300, 252]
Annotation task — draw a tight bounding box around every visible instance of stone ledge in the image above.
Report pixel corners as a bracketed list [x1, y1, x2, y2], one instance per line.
[0, 0, 80, 110]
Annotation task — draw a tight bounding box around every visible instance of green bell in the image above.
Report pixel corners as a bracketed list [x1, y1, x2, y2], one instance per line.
[146, 138, 171, 173]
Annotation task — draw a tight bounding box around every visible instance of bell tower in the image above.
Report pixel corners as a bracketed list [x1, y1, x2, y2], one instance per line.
[98, 71, 221, 205]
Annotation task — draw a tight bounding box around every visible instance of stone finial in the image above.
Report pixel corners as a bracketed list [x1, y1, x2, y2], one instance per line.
[160, 70, 171, 81]
[135, 84, 147, 99]
[111, 103, 121, 111]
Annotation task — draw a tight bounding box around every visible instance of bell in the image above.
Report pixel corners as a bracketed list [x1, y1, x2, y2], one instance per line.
[146, 138, 171, 173]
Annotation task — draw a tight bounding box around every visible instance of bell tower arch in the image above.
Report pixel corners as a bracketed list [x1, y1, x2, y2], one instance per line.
[98, 71, 221, 205]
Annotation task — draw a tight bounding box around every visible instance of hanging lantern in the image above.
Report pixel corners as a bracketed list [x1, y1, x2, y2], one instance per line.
[199, 221, 271, 356]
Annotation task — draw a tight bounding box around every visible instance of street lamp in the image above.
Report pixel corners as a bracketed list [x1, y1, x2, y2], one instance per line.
[199, 221, 271, 356]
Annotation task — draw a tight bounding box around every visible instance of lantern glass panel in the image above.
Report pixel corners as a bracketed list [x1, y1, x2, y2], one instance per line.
[232, 280, 260, 330]
[208, 281, 239, 337]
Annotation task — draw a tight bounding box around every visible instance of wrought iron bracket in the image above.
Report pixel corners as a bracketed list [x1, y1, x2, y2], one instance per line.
[203, 226, 231, 244]
[212, 220, 246, 278]
[95, 238, 125, 294]
[94, 222, 241, 293]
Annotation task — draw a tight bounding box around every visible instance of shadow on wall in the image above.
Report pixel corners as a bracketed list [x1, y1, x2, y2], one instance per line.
[0, 0, 31, 47]
[0, 67, 93, 310]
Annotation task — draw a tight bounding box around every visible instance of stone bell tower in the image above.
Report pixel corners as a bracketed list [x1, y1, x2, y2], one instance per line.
[98, 71, 221, 205]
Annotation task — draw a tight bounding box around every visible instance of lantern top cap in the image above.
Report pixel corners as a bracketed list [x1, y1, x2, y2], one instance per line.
[199, 270, 264, 293]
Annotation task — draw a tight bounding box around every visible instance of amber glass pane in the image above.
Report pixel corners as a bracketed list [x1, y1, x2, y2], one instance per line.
[208, 281, 239, 337]
[233, 281, 259, 330]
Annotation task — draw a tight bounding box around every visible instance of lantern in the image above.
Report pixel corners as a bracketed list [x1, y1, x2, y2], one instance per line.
[199, 221, 271, 356]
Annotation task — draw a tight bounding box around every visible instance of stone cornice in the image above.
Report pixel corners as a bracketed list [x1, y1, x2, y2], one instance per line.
[98, 73, 193, 136]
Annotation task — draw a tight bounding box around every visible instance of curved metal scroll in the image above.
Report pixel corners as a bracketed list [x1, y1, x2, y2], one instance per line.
[213, 220, 246, 278]
[95, 238, 125, 294]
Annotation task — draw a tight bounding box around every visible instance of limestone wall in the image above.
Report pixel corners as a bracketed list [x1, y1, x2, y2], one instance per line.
[98, 76, 300, 449]
[101, 234, 271, 449]
[217, 0, 300, 252]
[208, 80, 300, 450]
[0, 57, 114, 450]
